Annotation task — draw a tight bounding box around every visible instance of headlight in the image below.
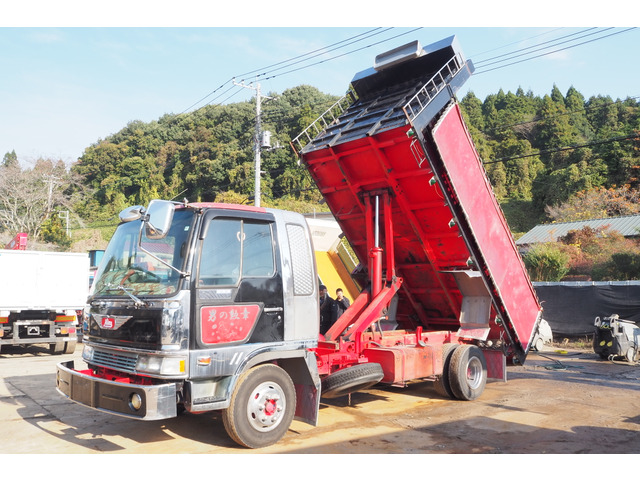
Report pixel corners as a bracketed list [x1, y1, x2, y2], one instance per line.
[136, 355, 163, 374]
[136, 355, 186, 376]
[82, 345, 94, 362]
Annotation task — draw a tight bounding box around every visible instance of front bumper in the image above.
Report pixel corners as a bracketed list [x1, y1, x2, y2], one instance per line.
[56, 361, 178, 420]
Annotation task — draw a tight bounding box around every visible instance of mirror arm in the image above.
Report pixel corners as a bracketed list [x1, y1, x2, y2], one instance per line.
[137, 221, 191, 278]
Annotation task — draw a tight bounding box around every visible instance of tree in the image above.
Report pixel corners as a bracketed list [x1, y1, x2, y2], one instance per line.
[40, 211, 72, 248]
[593, 252, 640, 281]
[555, 226, 640, 280]
[0, 158, 82, 243]
[2, 150, 18, 168]
[565, 86, 593, 140]
[546, 185, 640, 222]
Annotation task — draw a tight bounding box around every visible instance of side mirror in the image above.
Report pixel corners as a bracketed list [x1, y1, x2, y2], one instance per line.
[145, 200, 174, 240]
[119, 205, 144, 223]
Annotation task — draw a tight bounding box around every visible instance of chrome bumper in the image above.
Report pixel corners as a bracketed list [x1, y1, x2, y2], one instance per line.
[56, 361, 178, 420]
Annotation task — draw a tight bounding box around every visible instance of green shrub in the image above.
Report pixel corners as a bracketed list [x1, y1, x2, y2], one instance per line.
[523, 243, 570, 281]
[592, 251, 640, 280]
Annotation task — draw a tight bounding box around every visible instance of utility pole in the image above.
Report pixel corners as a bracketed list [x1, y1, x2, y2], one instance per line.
[58, 210, 69, 237]
[43, 174, 59, 213]
[233, 80, 270, 207]
[254, 82, 262, 208]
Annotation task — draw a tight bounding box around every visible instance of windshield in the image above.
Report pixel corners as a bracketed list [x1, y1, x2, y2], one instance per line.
[92, 209, 194, 297]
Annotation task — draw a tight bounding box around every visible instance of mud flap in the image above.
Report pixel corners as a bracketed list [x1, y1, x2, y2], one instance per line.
[484, 349, 507, 382]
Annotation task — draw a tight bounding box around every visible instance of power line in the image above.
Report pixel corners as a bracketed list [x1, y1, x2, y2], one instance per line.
[475, 28, 637, 75]
[259, 28, 424, 82]
[182, 28, 397, 114]
[469, 28, 566, 58]
[483, 132, 640, 165]
[185, 27, 634, 115]
[184, 28, 424, 113]
[234, 28, 391, 79]
[473, 28, 601, 66]
[180, 79, 235, 114]
[252, 28, 396, 80]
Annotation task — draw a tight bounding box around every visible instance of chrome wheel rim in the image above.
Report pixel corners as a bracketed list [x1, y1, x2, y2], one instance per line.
[466, 356, 484, 390]
[246, 381, 286, 432]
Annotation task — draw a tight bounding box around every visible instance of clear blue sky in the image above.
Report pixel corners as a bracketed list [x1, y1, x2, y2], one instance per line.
[1, 15, 638, 168]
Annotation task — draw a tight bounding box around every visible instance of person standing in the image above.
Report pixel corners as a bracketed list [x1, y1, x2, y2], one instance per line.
[319, 284, 335, 335]
[333, 288, 350, 320]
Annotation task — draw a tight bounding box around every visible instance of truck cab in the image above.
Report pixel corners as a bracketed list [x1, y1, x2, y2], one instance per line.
[58, 200, 321, 448]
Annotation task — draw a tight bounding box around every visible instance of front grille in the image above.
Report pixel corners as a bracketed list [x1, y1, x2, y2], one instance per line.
[88, 307, 162, 348]
[93, 349, 138, 373]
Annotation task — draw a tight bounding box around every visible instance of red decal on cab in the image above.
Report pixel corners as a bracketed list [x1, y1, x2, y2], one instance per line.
[200, 305, 260, 344]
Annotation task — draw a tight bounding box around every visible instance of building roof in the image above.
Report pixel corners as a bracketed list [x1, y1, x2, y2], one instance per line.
[516, 214, 640, 245]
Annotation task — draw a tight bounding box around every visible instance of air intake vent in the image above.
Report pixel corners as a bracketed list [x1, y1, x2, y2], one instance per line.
[93, 349, 138, 373]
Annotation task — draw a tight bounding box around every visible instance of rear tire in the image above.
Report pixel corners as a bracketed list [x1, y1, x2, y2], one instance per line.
[321, 363, 384, 399]
[448, 344, 487, 401]
[222, 364, 295, 449]
[49, 342, 64, 354]
[433, 343, 458, 398]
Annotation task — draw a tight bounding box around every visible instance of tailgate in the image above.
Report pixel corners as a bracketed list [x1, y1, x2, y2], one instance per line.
[424, 102, 541, 360]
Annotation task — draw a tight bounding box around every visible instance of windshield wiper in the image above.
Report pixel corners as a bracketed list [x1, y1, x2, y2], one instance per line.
[104, 283, 149, 308]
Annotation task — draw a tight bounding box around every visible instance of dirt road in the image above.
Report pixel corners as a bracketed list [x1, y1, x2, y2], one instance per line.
[1, 342, 639, 455]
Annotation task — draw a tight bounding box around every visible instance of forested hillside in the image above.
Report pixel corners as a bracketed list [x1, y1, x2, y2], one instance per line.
[460, 86, 640, 232]
[2, 83, 639, 254]
[71, 85, 339, 222]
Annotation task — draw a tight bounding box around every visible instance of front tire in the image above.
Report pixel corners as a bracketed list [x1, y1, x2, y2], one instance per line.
[222, 364, 296, 449]
[448, 345, 487, 401]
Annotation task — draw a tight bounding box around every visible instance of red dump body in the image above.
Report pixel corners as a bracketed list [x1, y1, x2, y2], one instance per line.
[295, 36, 541, 386]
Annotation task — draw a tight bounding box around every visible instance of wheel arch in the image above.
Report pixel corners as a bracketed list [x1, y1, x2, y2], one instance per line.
[232, 348, 321, 426]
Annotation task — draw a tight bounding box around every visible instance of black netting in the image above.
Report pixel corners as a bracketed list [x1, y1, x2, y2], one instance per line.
[534, 282, 640, 336]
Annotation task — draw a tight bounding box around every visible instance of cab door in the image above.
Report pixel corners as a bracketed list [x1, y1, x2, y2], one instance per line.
[193, 211, 284, 350]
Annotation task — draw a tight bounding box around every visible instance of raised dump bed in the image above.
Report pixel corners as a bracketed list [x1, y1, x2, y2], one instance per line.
[294, 36, 541, 367]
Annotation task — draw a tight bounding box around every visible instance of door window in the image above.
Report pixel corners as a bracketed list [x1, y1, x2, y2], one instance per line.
[199, 218, 274, 286]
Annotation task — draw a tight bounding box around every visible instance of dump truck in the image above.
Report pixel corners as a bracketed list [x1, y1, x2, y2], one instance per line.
[0, 249, 89, 354]
[56, 35, 542, 448]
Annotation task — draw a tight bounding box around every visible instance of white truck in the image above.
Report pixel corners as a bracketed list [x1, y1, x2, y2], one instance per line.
[0, 249, 89, 354]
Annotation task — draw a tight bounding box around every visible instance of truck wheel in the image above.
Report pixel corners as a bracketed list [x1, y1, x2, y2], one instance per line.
[321, 363, 384, 399]
[64, 341, 77, 354]
[49, 343, 64, 354]
[448, 344, 487, 401]
[222, 364, 295, 449]
[433, 343, 458, 398]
